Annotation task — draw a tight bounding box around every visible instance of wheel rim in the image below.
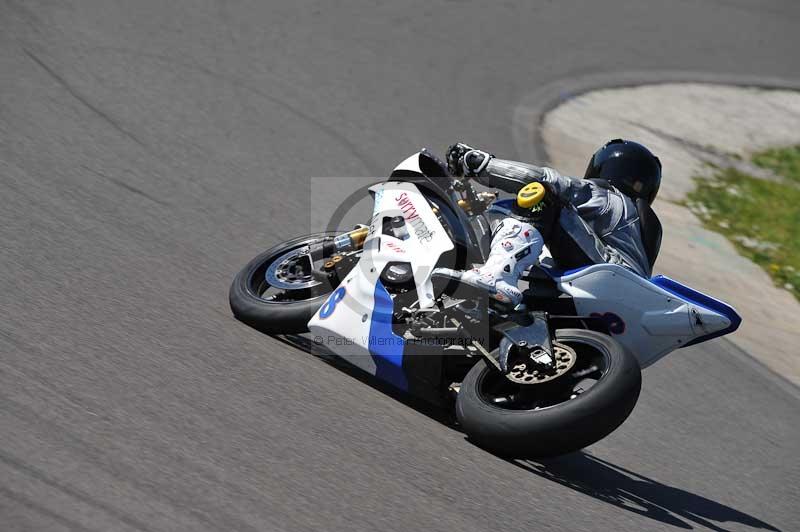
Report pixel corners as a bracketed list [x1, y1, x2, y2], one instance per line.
[505, 343, 578, 384]
[265, 246, 323, 290]
[476, 337, 612, 411]
[246, 235, 336, 303]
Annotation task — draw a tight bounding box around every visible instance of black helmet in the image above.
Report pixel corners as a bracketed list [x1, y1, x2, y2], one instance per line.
[584, 139, 662, 204]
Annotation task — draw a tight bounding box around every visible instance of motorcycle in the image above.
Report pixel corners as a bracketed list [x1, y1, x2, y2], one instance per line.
[229, 150, 741, 457]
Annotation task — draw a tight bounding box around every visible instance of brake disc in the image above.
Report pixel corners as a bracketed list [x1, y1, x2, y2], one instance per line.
[265, 246, 323, 290]
[506, 341, 577, 385]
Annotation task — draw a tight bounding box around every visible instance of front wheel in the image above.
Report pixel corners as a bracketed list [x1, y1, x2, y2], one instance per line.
[229, 233, 340, 334]
[456, 329, 641, 457]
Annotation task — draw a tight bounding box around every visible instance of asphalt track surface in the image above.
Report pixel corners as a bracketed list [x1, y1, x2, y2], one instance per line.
[1, 1, 799, 531]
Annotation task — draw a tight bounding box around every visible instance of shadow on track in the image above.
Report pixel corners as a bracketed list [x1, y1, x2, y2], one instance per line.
[276, 334, 455, 424]
[512, 453, 780, 532]
[276, 333, 779, 532]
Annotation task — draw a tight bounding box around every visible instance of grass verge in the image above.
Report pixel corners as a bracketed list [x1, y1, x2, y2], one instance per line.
[686, 146, 800, 301]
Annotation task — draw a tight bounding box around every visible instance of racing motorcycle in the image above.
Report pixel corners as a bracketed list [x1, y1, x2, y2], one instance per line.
[229, 150, 741, 457]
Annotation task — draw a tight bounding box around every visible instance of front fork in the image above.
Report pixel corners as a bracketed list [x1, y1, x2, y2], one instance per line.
[305, 226, 370, 288]
[330, 225, 369, 253]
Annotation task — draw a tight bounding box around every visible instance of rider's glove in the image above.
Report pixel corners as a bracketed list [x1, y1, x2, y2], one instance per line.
[446, 142, 493, 177]
[462, 149, 493, 177]
[446, 142, 473, 176]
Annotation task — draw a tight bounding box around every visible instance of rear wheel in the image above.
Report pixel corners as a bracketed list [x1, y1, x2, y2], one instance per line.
[456, 329, 641, 457]
[229, 233, 341, 334]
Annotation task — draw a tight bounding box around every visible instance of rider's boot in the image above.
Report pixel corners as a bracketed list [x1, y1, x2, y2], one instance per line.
[433, 218, 543, 306]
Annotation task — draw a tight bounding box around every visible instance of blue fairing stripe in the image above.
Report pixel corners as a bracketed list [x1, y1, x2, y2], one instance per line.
[368, 280, 408, 391]
[486, 198, 516, 216]
[650, 275, 742, 347]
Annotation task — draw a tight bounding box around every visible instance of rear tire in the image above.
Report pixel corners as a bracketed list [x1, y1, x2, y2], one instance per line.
[229, 234, 335, 334]
[456, 329, 641, 457]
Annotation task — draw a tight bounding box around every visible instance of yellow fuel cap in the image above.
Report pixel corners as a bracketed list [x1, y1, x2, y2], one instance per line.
[516, 182, 546, 209]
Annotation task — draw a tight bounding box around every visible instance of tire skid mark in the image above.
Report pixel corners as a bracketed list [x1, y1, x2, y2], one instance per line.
[0, 355, 102, 420]
[21, 47, 149, 151]
[2, 0, 46, 37]
[80, 165, 172, 207]
[0, 452, 156, 532]
[80, 45, 380, 174]
[1, 395, 266, 532]
[0, 484, 97, 532]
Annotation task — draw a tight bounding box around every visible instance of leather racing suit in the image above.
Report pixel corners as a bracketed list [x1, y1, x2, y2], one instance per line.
[477, 157, 653, 278]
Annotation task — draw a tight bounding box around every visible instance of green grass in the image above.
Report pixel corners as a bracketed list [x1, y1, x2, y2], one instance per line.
[752, 145, 800, 185]
[686, 146, 800, 300]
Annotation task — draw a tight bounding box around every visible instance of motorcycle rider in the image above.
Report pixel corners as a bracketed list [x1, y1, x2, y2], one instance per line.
[434, 139, 662, 306]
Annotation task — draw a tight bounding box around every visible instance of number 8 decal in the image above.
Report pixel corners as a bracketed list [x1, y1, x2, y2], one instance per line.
[319, 287, 346, 319]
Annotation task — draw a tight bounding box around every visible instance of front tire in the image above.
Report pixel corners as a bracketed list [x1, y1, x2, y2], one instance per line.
[229, 234, 336, 334]
[456, 329, 641, 457]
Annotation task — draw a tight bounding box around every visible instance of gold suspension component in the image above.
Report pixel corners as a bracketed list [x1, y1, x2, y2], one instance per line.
[348, 226, 369, 248]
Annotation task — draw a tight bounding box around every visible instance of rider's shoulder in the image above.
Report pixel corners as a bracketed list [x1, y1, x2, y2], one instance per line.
[585, 178, 631, 201]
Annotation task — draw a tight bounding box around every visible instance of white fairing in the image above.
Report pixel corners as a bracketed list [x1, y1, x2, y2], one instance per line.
[393, 152, 426, 174]
[554, 264, 734, 367]
[306, 155, 737, 380]
[308, 180, 454, 367]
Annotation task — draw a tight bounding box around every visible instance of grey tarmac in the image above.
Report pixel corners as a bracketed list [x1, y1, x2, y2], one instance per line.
[0, 1, 798, 531]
